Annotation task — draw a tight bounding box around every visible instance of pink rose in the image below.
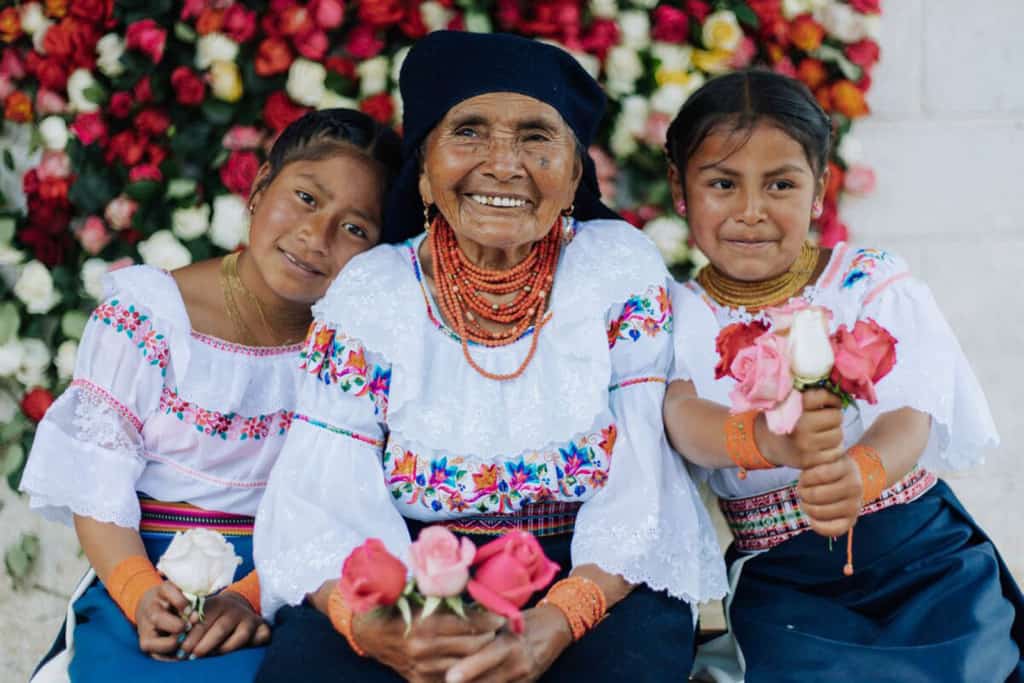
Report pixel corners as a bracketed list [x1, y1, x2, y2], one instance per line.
[35, 88, 66, 115]
[728, 333, 802, 434]
[0, 75, 12, 101]
[1, 47, 26, 79]
[295, 29, 328, 60]
[763, 298, 811, 331]
[466, 532, 559, 634]
[310, 0, 345, 29]
[71, 111, 108, 146]
[76, 216, 112, 255]
[104, 195, 139, 231]
[843, 164, 876, 196]
[642, 111, 672, 148]
[223, 4, 258, 43]
[37, 151, 71, 180]
[222, 125, 264, 150]
[125, 19, 167, 64]
[409, 526, 476, 598]
[729, 36, 757, 69]
[830, 319, 897, 405]
[338, 538, 408, 614]
[129, 163, 163, 183]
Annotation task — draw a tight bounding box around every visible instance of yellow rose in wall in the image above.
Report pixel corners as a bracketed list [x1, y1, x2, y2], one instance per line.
[210, 60, 244, 103]
[702, 10, 743, 52]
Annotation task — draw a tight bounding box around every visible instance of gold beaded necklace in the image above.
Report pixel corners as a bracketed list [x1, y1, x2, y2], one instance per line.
[220, 252, 275, 346]
[697, 240, 820, 311]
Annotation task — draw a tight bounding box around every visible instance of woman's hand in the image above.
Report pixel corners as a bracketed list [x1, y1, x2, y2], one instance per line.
[443, 604, 573, 683]
[134, 581, 192, 658]
[178, 590, 271, 659]
[760, 389, 845, 470]
[797, 454, 863, 537]
[354, 606, 506, 683]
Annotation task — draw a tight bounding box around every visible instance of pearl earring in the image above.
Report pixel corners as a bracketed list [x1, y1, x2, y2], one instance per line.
[423, 204, 432, 232]
[675, 199, 686, 216]
[812, 200, 823, 219]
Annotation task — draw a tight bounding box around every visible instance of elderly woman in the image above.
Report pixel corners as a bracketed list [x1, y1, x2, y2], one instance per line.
[253, 31, 726, 683]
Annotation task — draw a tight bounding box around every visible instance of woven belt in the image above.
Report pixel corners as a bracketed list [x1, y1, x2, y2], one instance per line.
[436, 501, 580, 538]
[721, 468, 938, 552]
[139, 497, 255, 536]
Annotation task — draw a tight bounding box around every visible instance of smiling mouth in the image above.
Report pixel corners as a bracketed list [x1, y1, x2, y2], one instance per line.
[468, 193, 531, 208]
[280, 248, 325, 276]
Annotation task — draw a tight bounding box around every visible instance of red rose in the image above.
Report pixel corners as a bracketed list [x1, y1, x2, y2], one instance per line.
[830, 319, 896, 404]
[71, 111, 108, 146]
[0, 8, 21, 44]
[856, 72, 872, 93]
[494, 0, 520, 31]
[789, 14, 825, 53]
[180, 0, 204, 20]
[255, 38, 293, 77]
[398, 6, 427, 39]
[580, 20, 619, 61]
[824, 161, 843, 204]
[845, 39, 880, 69]
[338, 539, 407, 614]
[309, 0, 345, 29]
[26, 53, 68, 91]
[651, 6, 689, 43]
[69, 0, 112, 25]
[42, 21, 75, 61]
[19, 225, 71, 266]
[220, 150, 259, 196]
[171, 66, 205, 105]
[715, 321, 770, 380]
[135, 108, 170, 137]
[125, 19, 167, 63]
[345, 24, 384, 60]
[796, 58, 828, 90]
[108, 91, 133, 118]
[129, 163, 162, 183]
[295, 29, 328, 61]
[816, 202, 847, 248]
[223, 4, 257, 43]
[263, 91, 309, 132]
[195, 8, 225, 35]
[147, 143, 168, 167]
[280, 5, 314, 36]
[618, 209, 643, 228]
[324, 56, 356, 79]
[466, 532, 559, 634]
[133, 76, 153, 105]
[21, 388, 56, 423]
[3, 91, 32, 123]
[359, 93, 394, 124]
[22, 169, 40, 196]
[38, 176, 70, 201]
[747, 0, 782, 27]
[105, 130, 148, 166]
[27, 193, 71, 231]
[849, 0, 881, 14]
[684, 0, 712, 22]
[357, 0, 404, 28]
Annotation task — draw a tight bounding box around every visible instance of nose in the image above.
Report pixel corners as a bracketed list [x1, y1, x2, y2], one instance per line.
[734, 188, 767, 226]
[480, 134, 525, 182]
[293, 212, 332, 255]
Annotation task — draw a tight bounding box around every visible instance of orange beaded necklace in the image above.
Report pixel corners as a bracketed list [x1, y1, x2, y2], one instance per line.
[428, 215, 562, 381]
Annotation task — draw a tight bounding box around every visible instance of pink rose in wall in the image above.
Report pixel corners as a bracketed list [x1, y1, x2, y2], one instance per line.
[643, 112, 672, 148]
[0, 75, 13, 101]
[37, 151, 71, 181]
[125, 19, 168, 64]
[310, 0, 345, 29]
[729, 37, 757, 69]
[223, 125, 264, 150]
[35, 89, 66, 115]
[104, 196, 139, 231]
[76, 216, 112, 255]
[843, 164, 876, 196]
[409, 526, 475, 598]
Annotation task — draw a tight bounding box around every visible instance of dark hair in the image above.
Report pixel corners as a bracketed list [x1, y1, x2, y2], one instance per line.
[665, 69, 832, 180]
[256, 108, 405, 241]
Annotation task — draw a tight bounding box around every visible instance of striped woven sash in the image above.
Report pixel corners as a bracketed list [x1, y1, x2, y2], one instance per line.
[139, 497, 255, 536]
[436, 501, 580, 538]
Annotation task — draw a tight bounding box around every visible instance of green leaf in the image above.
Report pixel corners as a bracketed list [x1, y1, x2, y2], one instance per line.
[201, 99, 237, 126]
[0, 216, 14, 244]
[174, 22, 197, 43]
[813, 45, 862, 82]
[165, 178, 198, 200]
[2, 149, 13, 172]
[733, 3, 759, 28]
[5, 545, 29, 580]
[0, 412, 28, 443]
[61, 310, 89, 340]
[124, 180, 162, 202]
[82, 84, 107, 106]
[420, 595, 442, 620]
[69, 171, 118, 215]
[0, 302, 20, 345]
[21, 533, 39, 561]
[1, 444, 24, 478]
[445, 596, 468, 620]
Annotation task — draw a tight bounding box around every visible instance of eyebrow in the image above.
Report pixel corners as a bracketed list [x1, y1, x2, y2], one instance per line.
[697, 162, 809, 176]
[296, 173, 335, 201]
[447, 113, 563, 134]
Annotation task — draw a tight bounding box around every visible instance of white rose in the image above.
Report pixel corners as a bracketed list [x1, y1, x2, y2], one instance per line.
[18, 338, 52, 384]
[782, 0, 815, 20]
[67, 69, 100, 113]
[788, 308, 834, 385]
[14, 260, 60, 314]
[651, 42, 693, 73]
[19, 3, 47, 35]
[356, 56, 389, 97]
[643, 216, 690, 264]
[172, 204, 211, 241]
[390, 46, 411, 84]
[420, 2, 454, 31]
[138, 231, 192, 271]
[195, 33, 239, 70]
[650, 82, 696, 115]
[604, 47, 644, 97]
[0, 340, 23, 377]
[286, 58, 327, 107]
[589, 0, 618, 19]
[702, 10, 743, 52]
[0, 245, 24, 266]
[464, 12, 492, 34]
[862, 14, 881, 41]
[609, 119, 638, 158]
[619, 96, 650, 136]
[210, 194, 250, 251]
[32, 20, 54, 54]
[55, 340, 78, 380]
[837, 134, 863, 164]
[690, 247, 710, 271]
[38, 116, 69, 151]
[618, 11, 651, 50]
[0, 390, 16, 424]
[96, 33, 126, 78]
[390, 88, 404, 123]
[80, 258, 109, 302]
[570, 50, 601, 80]
[318, 90, 358, 111]
[156, 529, 242, 599]
[629, 0, 658, 7]
[815, 3, 867, 43]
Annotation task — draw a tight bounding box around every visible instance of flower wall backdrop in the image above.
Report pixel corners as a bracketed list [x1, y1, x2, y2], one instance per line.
[0, 0, 880, 579]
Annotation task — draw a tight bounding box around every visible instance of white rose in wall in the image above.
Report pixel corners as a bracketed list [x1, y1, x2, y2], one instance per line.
[650, 78, 704, 115]
[609, 119, 638, 158]
[0, 389, 16, 423]
[702, 10, 743, 52]
[172, 204, 212, 241]
[604, 47, 644, 97]
[619, 10, 651, 49]
[96, 33, 126, 78]
[318, 91, 358, 111]
[55, 340, 78, 380]
[643, 216, 690, 264]
[420, 2, 454, 32]
[0, 340, 24, 377]
[464, 12, 491, 33]
[619, 96, 650, 137]
[651, 43, 693, 73]
[38, 116, 69, 150]
[32, 20, 54, 54]
[209, 194, 249, 251]
[138, 231, 192, 271]
[81, 258, 110, 302]
[837, 134, 863, 164]
[19, 3, 47, 35]
[67, 69, 100, 113]
[589, 0, 618, 19]
[356, 56, 390, 97]
[782, 0, 827, 20]
[17, 338, 52, 387]
[14, 260, 60, 314]
[815, 3, 868, 43]
[157, 529, 242, 609]
[286, 58, 327, 107]
[390, 46, 411, 84]
[195, 33, 239, 70]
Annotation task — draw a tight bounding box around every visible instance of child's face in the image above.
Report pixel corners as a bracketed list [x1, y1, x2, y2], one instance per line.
[247, 152, 385, 305]
[673, 121, 824, 282]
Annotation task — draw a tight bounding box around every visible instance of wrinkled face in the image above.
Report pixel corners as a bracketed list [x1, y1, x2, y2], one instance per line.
[418, 93, 581, 252]
[248, 152, 385, 304]
[671, 121, 826, 281]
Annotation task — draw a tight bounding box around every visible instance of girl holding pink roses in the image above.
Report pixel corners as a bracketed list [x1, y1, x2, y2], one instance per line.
[661, 70, 1023, 682]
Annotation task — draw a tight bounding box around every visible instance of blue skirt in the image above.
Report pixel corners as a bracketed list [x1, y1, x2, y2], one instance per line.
[728, 480, 1024, 682]
[255, 521, 696, 683]
[47, 532, 265, 683]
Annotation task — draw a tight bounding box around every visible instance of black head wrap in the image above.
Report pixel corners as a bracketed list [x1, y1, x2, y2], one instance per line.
[384, 31, 619, 241]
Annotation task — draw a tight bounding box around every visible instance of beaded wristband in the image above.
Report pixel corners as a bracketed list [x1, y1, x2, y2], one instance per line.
[539, 576, 607, 641]
[223, 570, 261, 614]
[725, 411, 775, 480]
[106, 555, 163, 626]
[328, 586, 366, 657]
[849, 444, 887, 504]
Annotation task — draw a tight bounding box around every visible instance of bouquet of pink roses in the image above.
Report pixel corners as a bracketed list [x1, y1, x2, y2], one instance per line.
[337, 526, 559, 634]
[716, 301, 898, 434]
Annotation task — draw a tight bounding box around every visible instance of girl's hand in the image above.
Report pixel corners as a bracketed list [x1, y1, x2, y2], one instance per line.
[178, 591, 271, 659]
[797, 455, 863, 537]
[443, 605, 573, 683]
[135, 581, 192, 657]
[354, 606, 506, 683]
[761, 389, 845, 470]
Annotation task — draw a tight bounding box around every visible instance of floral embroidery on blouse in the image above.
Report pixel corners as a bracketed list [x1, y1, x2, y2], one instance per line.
[300, 322, 390, 417]
[91, 299, 171, 376]
[841, 248, 892, 289]
[159, 386, 292, 440]
[382, 424, 617, 515]
[607, 285, 673, 348]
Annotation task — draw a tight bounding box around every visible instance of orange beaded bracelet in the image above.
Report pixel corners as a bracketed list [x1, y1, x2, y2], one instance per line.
[224, 570, 261, 614]
[328, 585, 366, 656]
[539, 576, 607, 641]
[849, 444, 887, 504]
[106, 555, 163, 625]
[724, 411, 775, 480]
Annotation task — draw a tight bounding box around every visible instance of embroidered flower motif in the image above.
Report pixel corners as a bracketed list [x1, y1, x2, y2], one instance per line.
[472, 464, 501, 495]
[389, 450, 418, 484]
[158, 386, 291, 441]
[300, 321, 390, 417]
[607, 285, 673, 348]
[599, 424, 617, 456]
[92, 299, 171, 375]
[841, 248, 891, 289]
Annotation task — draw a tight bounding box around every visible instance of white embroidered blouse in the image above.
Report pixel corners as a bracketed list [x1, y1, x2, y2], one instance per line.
[254, 219, 728, 619]
[21, 266, 301, 527]
[670, 242, 1000, 500]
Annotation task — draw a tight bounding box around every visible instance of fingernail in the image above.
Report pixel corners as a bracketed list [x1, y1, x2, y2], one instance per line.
[176, 648, 186, 660]
[177, 633, 186, 644]
[189, 654, 197, 661]
[184, 621, 192, 632]
[183, 605, 193, 617]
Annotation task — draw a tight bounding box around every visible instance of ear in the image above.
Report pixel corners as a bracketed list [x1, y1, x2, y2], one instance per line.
[667, 163, 685, 207]
[418, 171, 434, 206]
[249, 162, 272, 212]
[568, 151, 584, 206]
[815, 165, 830, 205]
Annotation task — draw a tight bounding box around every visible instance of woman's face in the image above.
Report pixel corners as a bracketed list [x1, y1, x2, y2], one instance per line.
[672, 121, 825, 281]
[248, 151, 385, 305]
[418, 93, 581, 252]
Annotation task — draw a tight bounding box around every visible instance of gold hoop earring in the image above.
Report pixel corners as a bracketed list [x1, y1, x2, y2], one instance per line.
[423, 204, 433, 232]
[561, 203, 575, 217]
